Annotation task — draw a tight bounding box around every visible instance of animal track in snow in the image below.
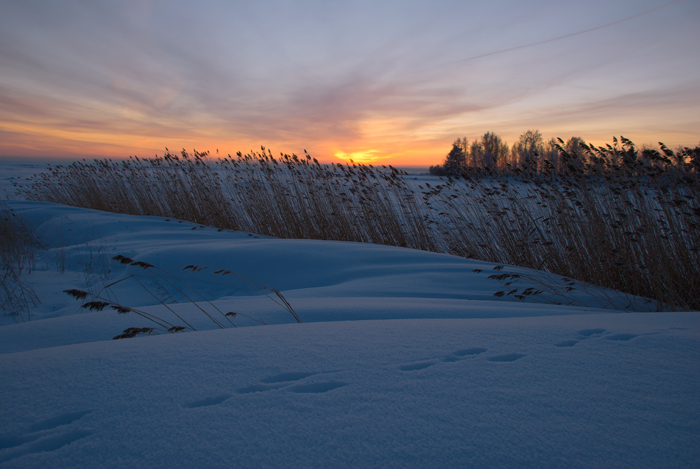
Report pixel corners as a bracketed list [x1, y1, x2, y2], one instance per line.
[442, 356, 460, 363]
[605, 333, 638, 341]
[287, 381, 348, 394]
[400, 347, 527, 369]
[442, 348, 488, 362]
[0, 410, 93, 464]
[0, 434, 44, 451]
[28, 410, 93, 433]
[578, 329, 606, 337]
[234, 371, 344, 395]
[555, 340, 579, 348]
[235, 372, 320, 394]
[260, 372, 317, 383]
[401, 348, 488, 370]
[487, 353, 527, 362]
[17, 430, 91, 454]
[453, 347, 488, 357]
[399, 361, 436, 371]
[554, 328, 605, 347]
[554, 328, 642, 347]
[235, 383, 289, 394]
[183, 394, 232, 408]
[0, 410, 92, 451]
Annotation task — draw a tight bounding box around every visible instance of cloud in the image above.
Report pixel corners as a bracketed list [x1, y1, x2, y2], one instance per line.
[1, 0, 698, 162]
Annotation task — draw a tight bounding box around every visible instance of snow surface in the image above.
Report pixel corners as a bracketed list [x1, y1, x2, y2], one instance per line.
[1, 196, 699, 467]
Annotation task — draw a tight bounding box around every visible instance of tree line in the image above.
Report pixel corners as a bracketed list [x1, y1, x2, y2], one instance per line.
[429, 130, 700, 180]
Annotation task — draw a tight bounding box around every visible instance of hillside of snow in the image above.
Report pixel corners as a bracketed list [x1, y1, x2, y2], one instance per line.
[1, 195, 698, 467]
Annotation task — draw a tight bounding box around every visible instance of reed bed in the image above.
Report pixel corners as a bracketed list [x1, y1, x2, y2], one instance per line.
[424, 173, 698, 310]
[19, 142, 700, 311]
[1, 201, 40, 321]
[25, 149, 434, 251]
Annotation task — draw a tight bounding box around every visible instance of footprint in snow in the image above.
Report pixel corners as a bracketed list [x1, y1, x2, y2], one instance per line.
[235, 383, 289, 394]
[578, 329, 606, 337]
[605, 333, 638, 341]
[487, 353, 527, 362]
[554, 340, 579, 348]
[183, 395, 232, 408]
[260, 371, 317, 383]
[400, 348, 493, 371]
[555, 329, 641, 347]
[0, 410, 93, 464]
[234, 371, 347, 395]
[452, 347, 488, 357]
[287, 381, 348, 394]
[441, 347, 489, 362]
[400, 361, 436, 371]
[555, 329, 606, 347]
[28, 410, 93, 433]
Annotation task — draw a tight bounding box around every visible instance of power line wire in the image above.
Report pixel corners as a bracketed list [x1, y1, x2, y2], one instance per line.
[441, 0, 688, 67]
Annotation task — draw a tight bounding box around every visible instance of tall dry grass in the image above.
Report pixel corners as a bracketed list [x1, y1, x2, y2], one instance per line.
[64, 254, 301, 339]
[1, 201, 40, 321]
[18, 140, 700, 311]
[24, 149, 434, 251]
[424, 173, 698, 310]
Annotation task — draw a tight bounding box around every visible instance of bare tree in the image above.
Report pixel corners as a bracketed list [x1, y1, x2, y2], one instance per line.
[481, 132, 509, 169]
[512, 129, 544, 167]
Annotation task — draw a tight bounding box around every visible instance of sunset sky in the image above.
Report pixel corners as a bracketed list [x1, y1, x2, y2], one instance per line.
[1, 0, 698, 166]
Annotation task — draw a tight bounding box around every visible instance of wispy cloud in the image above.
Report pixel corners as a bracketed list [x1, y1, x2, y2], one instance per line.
[1, 0, 698, 163]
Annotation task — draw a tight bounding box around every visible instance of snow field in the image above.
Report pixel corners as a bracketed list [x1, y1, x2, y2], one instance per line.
[0, 197, 698, 467]
[1, 315, 698, 467]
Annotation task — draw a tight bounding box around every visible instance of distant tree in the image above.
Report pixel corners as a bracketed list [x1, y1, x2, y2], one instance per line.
[541, 138, 560, 173]
[566, 136, 587, 171]
[685, 145, 700, 172]
[428, 164, 448, 176]
[430, 138, 468, 176]
[481, 132, 509, 169]
[553, 136, 587, 173]
[432, 131, 700, 180]
[512, 129, 544, 167]
[564, 137, 586, 159]
[469, 140, 484, 167]
[444, 139, 467, 173]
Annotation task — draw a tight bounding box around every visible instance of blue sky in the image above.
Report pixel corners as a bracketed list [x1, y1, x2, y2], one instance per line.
[0, 0, 698, 164]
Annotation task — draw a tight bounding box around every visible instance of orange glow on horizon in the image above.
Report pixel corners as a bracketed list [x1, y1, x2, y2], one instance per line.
[334, 150, 383, 164]
[2, 116, 698, 169]
[2, 1, 698, 170]
[2, 85, 697, 168]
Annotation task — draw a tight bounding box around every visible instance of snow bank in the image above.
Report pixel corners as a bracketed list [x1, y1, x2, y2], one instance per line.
[1, 314, 698, 468]
[1, 199, 698, 467]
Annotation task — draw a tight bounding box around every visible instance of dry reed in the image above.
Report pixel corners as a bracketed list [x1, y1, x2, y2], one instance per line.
[18, 139, 700, 311]
[64, 254, 301, 339]
[1, 201, 40, 321]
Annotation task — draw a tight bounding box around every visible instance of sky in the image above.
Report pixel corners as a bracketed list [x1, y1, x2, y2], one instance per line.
[0, 0, 698, 166]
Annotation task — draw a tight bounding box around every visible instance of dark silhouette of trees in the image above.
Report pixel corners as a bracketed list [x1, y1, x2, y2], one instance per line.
[481, 132, 509, 169]
[430, 138, 467, 176]
[444, 139, 467, 172]
[430, 132, 509, 175]
[512, 130, 544, 166]
[430, 130, 699, 181]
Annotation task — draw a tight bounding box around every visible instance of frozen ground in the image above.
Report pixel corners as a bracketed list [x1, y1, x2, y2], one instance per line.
[0, 184, 698, 466]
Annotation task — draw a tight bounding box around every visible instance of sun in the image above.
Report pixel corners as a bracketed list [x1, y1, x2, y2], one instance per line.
[334, 149, 383, 164]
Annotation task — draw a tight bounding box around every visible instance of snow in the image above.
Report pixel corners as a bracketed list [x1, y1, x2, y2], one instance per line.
[1, 176, 699, 466]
